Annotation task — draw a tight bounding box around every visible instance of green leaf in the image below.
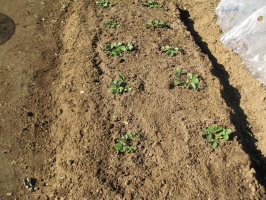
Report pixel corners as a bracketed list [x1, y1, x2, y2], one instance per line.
[130, 146, 137, 151]
[114, 143, 123, 151]
[114, 133, 137, 153]
[127, 44, 133, 50]
[124, 146, 131, 152]
[169, 51, 175, 56]
[127, 133, 136, 139]
[175, 68, 201, 89]
[104, 21, 120, 28]
[190, 83, 196, 89]
[208, 124, 222, 133]
[119, 75, 125, 80]
[96, 0, 116, 8]
[161, 46, 180, 57]
[146, 20, 168, 28]
[212, 142, 218, 148]
[207, 134, 213, 141]
[224, 129, 232, 135]
[187, 73, 192, 79]
[202, 124, 232, 148]
[119, 46, 127, 51]
[108, 75, 132, 95]
[143, 1, 163, 8]
[104, 42, 134, 56]
[6, 66, 13, 71]
[223, 134, 229, 141]
[175, 79, 185, 86]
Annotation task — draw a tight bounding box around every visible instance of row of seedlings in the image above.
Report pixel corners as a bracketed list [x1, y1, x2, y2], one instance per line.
[96, 0, 233, 151]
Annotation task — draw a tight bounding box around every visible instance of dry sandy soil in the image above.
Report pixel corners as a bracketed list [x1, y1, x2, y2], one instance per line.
[0, 0, 266, 199]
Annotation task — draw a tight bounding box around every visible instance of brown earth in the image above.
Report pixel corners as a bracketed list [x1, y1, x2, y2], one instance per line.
[0, 0, 266, 199]
[178, 0, 266, 161]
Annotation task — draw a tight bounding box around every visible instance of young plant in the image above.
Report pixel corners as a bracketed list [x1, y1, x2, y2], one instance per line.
[104, 21, 121, 28]
[6, 66, 13, 71]
[114, 133, 137, 153]
[96, 0, 116, 8]
[161, 46, 182, 56]
[109, 75, 132, 94]
[104, 42, 134, 56]
[202, 124, 232, 148]
[146, 20, 169, 28]
[142, 1, 163, 8]
[175, 68, 200, 90]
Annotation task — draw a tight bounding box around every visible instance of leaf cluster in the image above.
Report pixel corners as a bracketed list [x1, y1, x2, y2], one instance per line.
[104, 42, 134, 56]
[142, 1, 163, 8]
[109, 75, 132, 94]
[104, 21, 121, 28]
[114, 133, 137, 153]
[161, 46, 182, 56]
[175, 68, 200, 90]
[6, 66, 13, 71]
[146, 20, 169, 28]
[96, 0, 116, 8]
[202, 124, 232, 148]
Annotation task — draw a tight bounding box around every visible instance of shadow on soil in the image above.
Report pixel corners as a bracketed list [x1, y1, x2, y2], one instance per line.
[178, 8, 266, 188]
[0, 13, 15, 45]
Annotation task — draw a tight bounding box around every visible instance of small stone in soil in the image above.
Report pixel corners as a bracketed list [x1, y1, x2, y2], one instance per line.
[67, 160, 74, 165]
[24, 177, 37, 189]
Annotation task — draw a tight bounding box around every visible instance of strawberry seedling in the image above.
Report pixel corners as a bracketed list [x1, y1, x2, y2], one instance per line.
[104, 21, 121, 28]
[104, 42, 134, 56]
[5, 66, 13, 71]
[175, 68, 201, 90]
[96, 0, 116, 8]
[146, 20, 169, 28]
[161, 46, 182, 56]
[114, 133, 137, 153]
[202, 124, 232, 148]
[142, 1, 163, 8]
[109, 75, 132, 94]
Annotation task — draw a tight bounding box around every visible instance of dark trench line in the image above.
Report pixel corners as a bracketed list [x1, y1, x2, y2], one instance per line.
[177, 8, 266, 187]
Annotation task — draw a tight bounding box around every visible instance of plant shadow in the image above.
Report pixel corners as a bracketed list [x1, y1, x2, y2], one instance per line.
[178, 8, 266, 187]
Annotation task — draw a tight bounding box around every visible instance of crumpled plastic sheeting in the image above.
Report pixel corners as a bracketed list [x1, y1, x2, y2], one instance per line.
[216, 0, 266, 85]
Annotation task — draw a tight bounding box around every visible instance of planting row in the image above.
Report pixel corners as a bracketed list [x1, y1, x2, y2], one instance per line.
[94, 0, 233, 151]
[116, 125, 232, 152]
[104, 20, 171, 29]
[109, 68, 201, 95]
[104, 42, 182, 57]
[96, 0, 164, 8]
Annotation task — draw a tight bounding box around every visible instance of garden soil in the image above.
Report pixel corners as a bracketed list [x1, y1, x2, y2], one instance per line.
[0, 0, 266, 199]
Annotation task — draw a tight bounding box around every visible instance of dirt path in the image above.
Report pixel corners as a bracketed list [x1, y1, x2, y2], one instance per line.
[1, 0, 266, 199]
[0, 0, 62, 198]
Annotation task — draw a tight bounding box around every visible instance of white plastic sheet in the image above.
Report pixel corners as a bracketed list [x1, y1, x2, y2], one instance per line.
[216, 0, 266, 85]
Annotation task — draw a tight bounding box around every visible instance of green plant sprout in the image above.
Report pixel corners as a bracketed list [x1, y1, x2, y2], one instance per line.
[161, 46, 182, 56]
[96, 0, 116, 8]
[146, 20, 169, 28]
[142, 1, 163, 8]
[175, 68, 201, 90]
[104, 21, 121, 28]
[114, 133, 137, 153]
[109, 75, 132, 94]
[6, 66, 13, 71]
[104, 42, 134, 56]
[202, 124, 232, 148]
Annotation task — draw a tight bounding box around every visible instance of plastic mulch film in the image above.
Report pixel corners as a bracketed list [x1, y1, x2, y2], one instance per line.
[216, 0, 266, 85]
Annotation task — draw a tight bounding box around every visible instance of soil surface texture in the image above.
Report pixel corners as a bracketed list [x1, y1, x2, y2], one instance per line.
[0, 0, 266, 199]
